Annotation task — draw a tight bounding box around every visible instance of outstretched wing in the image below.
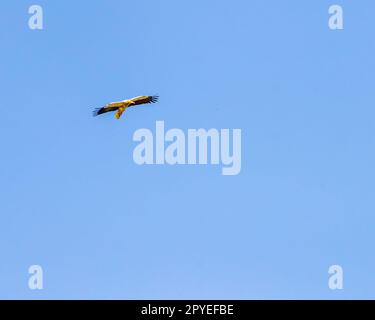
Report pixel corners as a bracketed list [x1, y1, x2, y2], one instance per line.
[129, 95, 159, 106]
[93, 106, 118, 116]
[93, 101, 125, 117]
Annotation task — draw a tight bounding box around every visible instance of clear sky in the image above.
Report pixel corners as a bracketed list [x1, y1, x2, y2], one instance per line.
[0, 0, 374, 299]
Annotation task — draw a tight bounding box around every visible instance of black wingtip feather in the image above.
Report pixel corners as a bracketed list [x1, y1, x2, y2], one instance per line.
[93, 107, 103, 117]
[150, 95, 159, 103]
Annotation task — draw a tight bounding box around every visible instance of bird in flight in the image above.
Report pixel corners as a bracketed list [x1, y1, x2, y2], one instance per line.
[93, 95, 159, 119]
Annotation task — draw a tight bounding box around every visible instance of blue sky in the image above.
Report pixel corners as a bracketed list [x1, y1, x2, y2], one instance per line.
[0, 0, 374, 299]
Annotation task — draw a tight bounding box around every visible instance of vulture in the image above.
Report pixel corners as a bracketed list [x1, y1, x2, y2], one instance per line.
[93, 95, 158, 119]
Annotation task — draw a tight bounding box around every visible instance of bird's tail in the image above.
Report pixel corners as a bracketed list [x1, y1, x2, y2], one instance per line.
[115, 107, 126, 119]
